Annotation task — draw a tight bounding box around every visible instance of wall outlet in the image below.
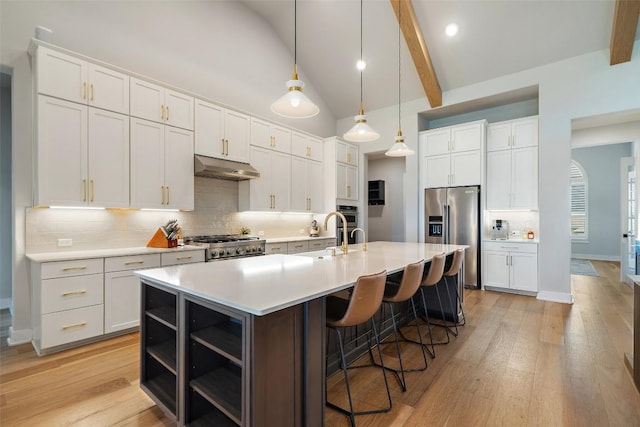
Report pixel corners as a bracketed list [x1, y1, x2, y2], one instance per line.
[258, 230, 264, 237]
[57, 238, 72, 247]
[299, 228, 305, 234]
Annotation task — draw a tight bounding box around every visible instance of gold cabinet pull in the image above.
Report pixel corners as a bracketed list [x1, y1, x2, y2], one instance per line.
[90, 180, 94, 202]
[62, 322, 87, 330]
[347, 185, 351, 198]
[347, 152, 351, 163]
[166, 186, 170, 205]
[226, 139, 229, 155]
[90, 83, 94, 101]
[176, 255, 192, 260]
[161, 105, 165, 120]
[270, 136, 275, 147]
[63, 266, 87, 272]
[161, 186, 165, 204]
[124, 260, 145, 265]
[166, 106, 170, 121]
[82, 179, 87, 202]
[82, 82, 87, 99]
[62, 290, 87, 297]
[221, 138, 225, 155]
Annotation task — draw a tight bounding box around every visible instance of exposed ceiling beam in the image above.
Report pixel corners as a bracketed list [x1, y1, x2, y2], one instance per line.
[610, 0, 640, 65]
[390, 0, 442, 108]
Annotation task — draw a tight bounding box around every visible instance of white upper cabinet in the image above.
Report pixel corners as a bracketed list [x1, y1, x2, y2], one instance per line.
[291, 157, 323, 212]
[194, 100, 249, 163]
[291, 132, 323, 162]
[36, 46, 129, 114]
[336, 140, 359, 166]
[420, 120, 485, 188]
[239, 146, 291, 211]
[130, 77, 194, 130]
[486, 116, 538, 210]
[36, 95, 129, 208]
[130, 118, 194, 210]
[250, 118, 292, 154]
[336, 163, 358, 201]
[487, 117, 538, 151]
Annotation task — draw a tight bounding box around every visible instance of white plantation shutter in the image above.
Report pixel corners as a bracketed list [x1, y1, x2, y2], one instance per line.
[570, 161, 588, 240]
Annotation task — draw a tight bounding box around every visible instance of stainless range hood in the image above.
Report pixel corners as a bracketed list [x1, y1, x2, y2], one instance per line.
[194, 155, 260, 180]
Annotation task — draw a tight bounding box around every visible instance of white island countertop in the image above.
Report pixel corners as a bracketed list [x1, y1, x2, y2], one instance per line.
[135, 241, 467, 316]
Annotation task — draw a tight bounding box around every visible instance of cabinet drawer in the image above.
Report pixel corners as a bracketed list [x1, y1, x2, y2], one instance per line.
[105, 254, 161, 272]
[265, 243, 287, 255]
[41, 304, 104, 349]
[41, 273, 103, 314]
[41, 258, 103, 279]
[287, 241, 309, 254]
[483, 241, 538, 254]
[308, 239, 335, 251]
[161, 250, 205, 266]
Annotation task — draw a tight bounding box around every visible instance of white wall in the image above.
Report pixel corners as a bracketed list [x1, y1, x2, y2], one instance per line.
[338, 41, 640, 304]
[367, 157, 406, 242]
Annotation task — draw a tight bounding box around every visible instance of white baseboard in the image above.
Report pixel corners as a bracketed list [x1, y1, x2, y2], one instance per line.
[571, 254, 620, 262]
[7, 326, 32, 346]
[0, 297, 11, 310]
[537, 291, 574, 304]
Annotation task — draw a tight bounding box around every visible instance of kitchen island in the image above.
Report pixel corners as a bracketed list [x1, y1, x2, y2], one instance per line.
[136, 241, 467, 426]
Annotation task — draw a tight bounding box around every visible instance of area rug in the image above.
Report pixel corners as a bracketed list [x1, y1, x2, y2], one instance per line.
[570, 259, 600, 276]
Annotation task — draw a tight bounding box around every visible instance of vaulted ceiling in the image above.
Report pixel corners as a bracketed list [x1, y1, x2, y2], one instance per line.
[243, 0, 640, 120]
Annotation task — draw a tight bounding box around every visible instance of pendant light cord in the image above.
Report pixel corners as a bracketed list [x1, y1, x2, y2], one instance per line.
[294, 0, 297, 65]
[360, 0, 363, 108]
[398, 0, 402, 133]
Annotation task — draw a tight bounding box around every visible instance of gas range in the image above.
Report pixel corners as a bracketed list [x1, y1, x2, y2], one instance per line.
[184, 235, 266, 261]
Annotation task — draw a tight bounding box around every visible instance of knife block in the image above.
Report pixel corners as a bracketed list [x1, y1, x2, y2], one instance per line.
[146, 228, 178, 248]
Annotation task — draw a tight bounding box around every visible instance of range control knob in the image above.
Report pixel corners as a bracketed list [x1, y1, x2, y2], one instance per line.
[226, 249, 233, 256]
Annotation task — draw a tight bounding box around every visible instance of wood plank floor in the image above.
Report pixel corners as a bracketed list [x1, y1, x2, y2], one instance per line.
[2, 260, 640, 426]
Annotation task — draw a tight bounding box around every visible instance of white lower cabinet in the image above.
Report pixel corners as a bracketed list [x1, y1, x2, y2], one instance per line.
[484, 241, 538, 292]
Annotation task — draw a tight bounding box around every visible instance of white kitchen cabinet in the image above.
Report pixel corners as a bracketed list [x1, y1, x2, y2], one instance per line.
[36, 95, 129, 208]
[194, 99, 250, 163]
[292, 132, 323, 162]
[336, 163, 358, 201]
[484, 241, 538, 292]
[130, 117, 194, 210]
[250, 117, 292, 154]
[287, 241, 309, 254]
[486, 117, 538, 152]
[420, 120, 485, 189]
[291, 157, 323, 212]
[239, 146, 291, 211]
[130, 77, 194, 130]
[36, 46, 129, 114]
[104, 254, 161, 334]
[336, 140, 358, 166]
[265, 242, 288, 255]
[308, 238, 336, 251]
[486, 118, 538, 210]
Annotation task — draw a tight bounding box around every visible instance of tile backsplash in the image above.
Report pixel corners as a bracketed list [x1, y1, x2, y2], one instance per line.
[26, 177, 330, 253]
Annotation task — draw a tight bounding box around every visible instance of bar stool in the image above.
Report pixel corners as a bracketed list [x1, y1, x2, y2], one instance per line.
[412, 253, 448, 357]
[373, 259, 428, 391]
[325, 270, 392, 426]
[442, 249, 466, 335]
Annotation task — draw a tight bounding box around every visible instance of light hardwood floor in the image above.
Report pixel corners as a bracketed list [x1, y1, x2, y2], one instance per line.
[2, 260, 640, 426]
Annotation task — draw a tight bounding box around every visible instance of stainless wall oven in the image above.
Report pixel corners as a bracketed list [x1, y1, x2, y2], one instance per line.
[336, 205, 358, 246]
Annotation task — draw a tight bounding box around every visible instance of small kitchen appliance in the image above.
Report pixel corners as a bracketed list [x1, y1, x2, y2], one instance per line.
[491, 219, 509, 240]
[184, 235, 266, 261]
[309, 220, 319, 237]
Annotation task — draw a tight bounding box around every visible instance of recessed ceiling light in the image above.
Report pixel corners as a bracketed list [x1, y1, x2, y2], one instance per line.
[356, 59, 366, 71]
[445, 23, 458, 37]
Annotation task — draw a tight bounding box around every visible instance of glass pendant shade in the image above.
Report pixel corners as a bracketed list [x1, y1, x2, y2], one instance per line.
[385, 132, 414, 157]
[343, 106, 380, 142]
[271, 68, 319, 118]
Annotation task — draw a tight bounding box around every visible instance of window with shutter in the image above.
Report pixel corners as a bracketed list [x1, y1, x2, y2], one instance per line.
[570, 161, 588, 240]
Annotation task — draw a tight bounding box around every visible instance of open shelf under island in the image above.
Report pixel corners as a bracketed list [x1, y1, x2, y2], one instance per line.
[136, 241, 468, 426]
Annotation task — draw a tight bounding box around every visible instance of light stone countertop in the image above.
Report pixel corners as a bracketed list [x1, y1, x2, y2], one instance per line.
[483, 238, 539, 244]
[135, 241, 467, 316]
[265, 236, 336, 243]
[25, 245, 205, 263]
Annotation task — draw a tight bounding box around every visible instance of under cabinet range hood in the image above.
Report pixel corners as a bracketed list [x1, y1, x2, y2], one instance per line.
[194, 155, 260, 180]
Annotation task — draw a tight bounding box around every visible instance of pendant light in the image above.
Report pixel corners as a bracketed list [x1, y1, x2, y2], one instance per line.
[386, 0, 414, 157]
[271, 0, 319, 119]
[343, 0, 380, 142]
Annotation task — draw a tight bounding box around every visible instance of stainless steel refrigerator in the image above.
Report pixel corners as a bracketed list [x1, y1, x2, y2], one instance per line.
[425, 185, 480, 289]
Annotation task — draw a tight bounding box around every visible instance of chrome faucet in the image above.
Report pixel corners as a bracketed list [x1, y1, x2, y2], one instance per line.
[350, 227, 367, 251]
[324, 211, 349, 254]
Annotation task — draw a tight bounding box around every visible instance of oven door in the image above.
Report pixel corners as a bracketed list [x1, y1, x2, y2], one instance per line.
[337, 226, 358, 246]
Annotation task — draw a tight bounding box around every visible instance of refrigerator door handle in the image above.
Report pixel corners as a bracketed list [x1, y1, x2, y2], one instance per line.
[444, 204, 450, 244]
